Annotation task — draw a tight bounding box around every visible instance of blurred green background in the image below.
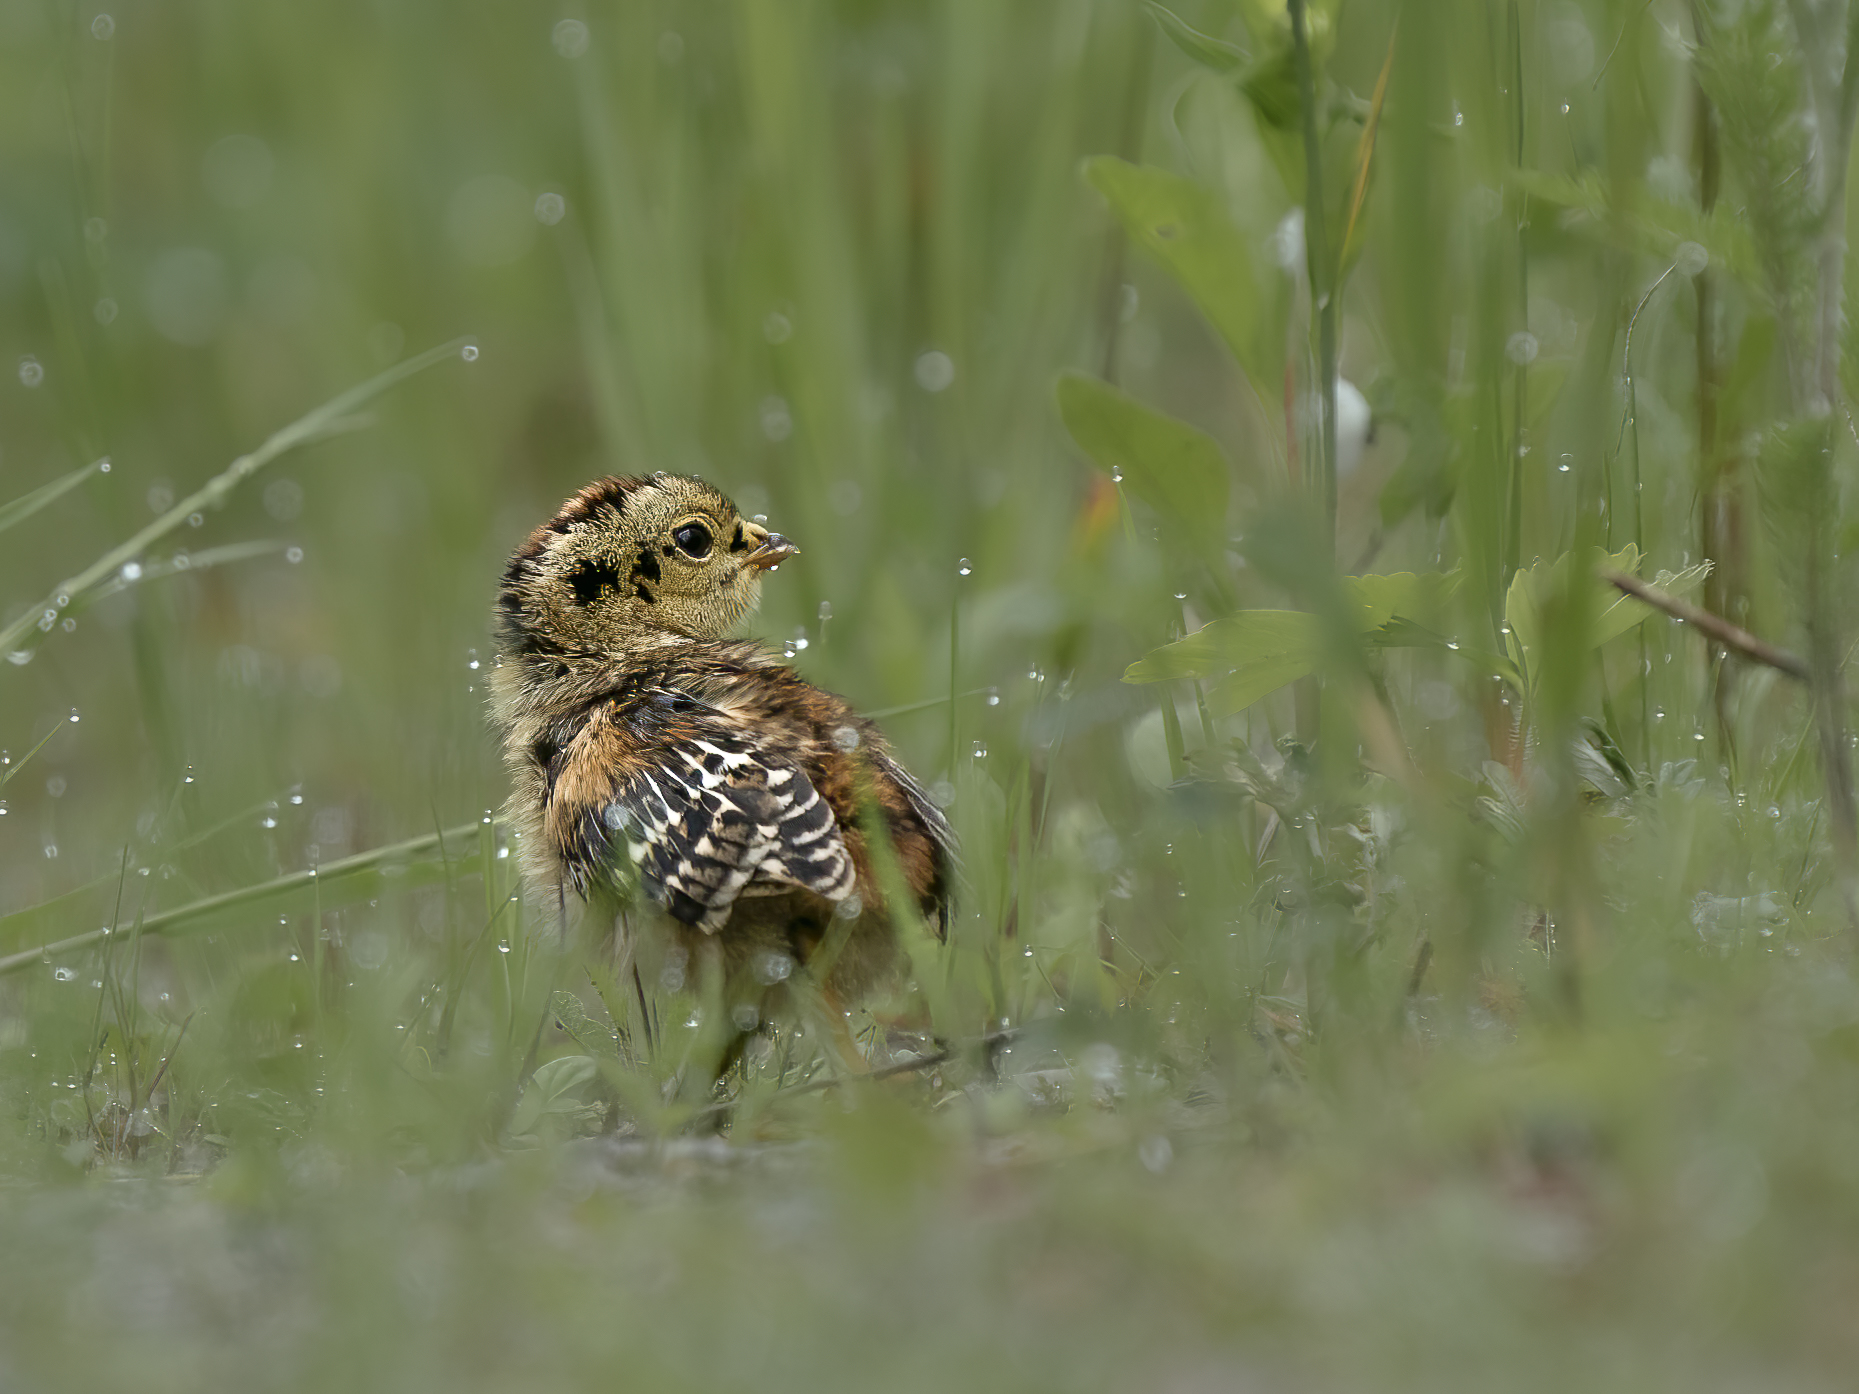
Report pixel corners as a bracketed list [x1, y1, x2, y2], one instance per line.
[7, 0, 1859, 1390]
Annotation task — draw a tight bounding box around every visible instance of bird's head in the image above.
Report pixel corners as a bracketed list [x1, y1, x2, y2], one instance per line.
[496, 473, 796, 657]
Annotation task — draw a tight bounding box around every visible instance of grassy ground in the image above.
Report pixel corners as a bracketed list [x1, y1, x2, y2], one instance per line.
[5, 1, 1859, 1389]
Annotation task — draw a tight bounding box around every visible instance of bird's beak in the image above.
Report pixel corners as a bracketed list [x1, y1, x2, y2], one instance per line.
[743, 527, 798, 572]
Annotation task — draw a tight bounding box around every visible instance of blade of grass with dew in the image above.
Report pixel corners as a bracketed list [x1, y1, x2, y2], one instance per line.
[0, 338, 472, 663]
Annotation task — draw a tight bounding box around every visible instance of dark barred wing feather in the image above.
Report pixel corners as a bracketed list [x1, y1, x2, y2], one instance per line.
[602, 733, 855, 932]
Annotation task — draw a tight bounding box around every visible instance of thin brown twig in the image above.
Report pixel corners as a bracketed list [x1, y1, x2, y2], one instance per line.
[1602, 569, 1810, 682]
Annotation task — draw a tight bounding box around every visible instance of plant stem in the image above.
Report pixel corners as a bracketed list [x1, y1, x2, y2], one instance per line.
[1288, 0, 1336, 562]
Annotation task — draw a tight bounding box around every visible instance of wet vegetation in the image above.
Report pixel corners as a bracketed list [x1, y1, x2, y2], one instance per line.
[5, 1, 1859, 1389]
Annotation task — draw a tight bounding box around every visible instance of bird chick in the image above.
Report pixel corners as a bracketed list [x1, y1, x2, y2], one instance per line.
[490, 473, 954, 1043]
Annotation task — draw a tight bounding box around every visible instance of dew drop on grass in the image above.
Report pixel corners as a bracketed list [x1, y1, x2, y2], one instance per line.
[286, 547, 303, 564]
[18, 356, 43, 388]
[534, 192, 565, 225]
[552, 17, 588, 57]
[52, 967, 74, 982]
[971, 741, 987, 759]
[914, 350, 954, 393]
[956, 558, 972, 577]
[460, 344, 479, 362]
[67, 708, 79, 724]
[466, 649, 480, 671]
[497, 940, 511, 955]
[120, 561, 142, 581]
[986, 688, 1000, 707]
[90, 13, 113, 39]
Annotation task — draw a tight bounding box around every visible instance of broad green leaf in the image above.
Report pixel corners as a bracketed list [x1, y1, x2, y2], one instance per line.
[1084, 158, 1287, 392]
[1126, 609, 1320, 684]
[1146, 3, 1247, 72]
[1503, 545, 1712, 690]
[0, 458, 106, 537]
[508, 1055, 600, 1139]
[1125, 569, 1470, 714]
[1127, 611, 1323, 717]
[1057, 372, 1231, 557]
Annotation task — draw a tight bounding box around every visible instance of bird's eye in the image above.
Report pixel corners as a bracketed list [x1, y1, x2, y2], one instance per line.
[672, 522, 713, 559]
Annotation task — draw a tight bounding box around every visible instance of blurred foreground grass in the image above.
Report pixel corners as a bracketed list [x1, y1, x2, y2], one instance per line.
[7, 1, 1859, 1390]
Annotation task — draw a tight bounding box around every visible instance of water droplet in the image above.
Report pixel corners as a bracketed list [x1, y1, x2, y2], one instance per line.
[1109, 466, 1124, 483]
[52, 966, 75, 982]
[90, 12, 113, 39]
[60, 618, 74, 632]
[956, 558, 972, 577]
[789, 628, 809, 652]
[971, 740, 987, 759]
[45, 775, 65, 798]
[466, 649, 480, 671]
[1446, 641, 1460, 651]
[1173, 592, 1187, 601]
[460, 343, 480, 362]
[67, 708, 80, 724]
[1653, 707, 1666, 722]
[172, 551, 190, 569]
[986, 687, 1000, 707]
[914, 349, 955, 393]
[1505, 331, 1539, 366]
[1560, 102, 1570, 114]
[43, 845, 58, 859]
[552, 17, 588, 57]
[94, 298, 117, 325]
[188, 512, 204, 528]
[497, 939, 511, 955]
[1027, 666, 1044, 682]
[286, 546, 304, 564]
[534, 191, 566, 225]
[817, 600, 833, 621]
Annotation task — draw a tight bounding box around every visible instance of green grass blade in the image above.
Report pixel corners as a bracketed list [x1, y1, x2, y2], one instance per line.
[0, 457, 108, 538]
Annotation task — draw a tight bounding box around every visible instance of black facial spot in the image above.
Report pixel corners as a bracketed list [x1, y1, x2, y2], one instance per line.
[631, 547, 662, 585]
[729, 523, 748, 553]
[663, 544, 675, 557]
[635, 583, 656, 604]
[531, 736, 558, 770]
[568, 558, 621, 605]
[673, 521, 713, 559]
